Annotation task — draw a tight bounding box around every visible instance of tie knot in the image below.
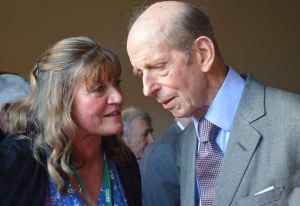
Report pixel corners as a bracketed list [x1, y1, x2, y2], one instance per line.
[198, 118, 219, 143]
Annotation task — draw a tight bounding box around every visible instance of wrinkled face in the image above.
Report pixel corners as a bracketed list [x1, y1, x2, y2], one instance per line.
[127, 37, 209, 118]
[72, 78, 123, 137]
[127, 117, 153, 159]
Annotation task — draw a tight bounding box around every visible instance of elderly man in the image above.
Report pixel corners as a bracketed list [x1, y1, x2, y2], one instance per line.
[127, 1, 300, 206]
[0, 73, 30, 136]
[122, 106, 154, 160]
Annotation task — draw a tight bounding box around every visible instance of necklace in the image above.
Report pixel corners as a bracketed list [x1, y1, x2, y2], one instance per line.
[72, 156, 112, 206]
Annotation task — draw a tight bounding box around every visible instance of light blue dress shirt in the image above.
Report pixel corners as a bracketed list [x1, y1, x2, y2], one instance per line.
[192, 68, 245, 205]
[193, 68, 245, 153]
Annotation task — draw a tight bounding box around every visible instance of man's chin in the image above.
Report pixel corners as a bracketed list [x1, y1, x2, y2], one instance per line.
[169, 108, 186, 118]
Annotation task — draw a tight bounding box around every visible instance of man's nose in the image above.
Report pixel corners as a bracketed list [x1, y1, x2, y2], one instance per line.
[146, 132, 154, 145]
[142, 72, 159, 97]
[146, 133, 154, 144]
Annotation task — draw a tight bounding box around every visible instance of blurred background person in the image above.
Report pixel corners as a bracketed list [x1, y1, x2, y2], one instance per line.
[0, 73, 30, 136]
[1, 37, 141, 206]
[122, 106, 154, 160]
[141, 117, 192, 205]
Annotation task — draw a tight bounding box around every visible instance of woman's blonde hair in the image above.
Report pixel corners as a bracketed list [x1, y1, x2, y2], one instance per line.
[7, 36, 130, 191]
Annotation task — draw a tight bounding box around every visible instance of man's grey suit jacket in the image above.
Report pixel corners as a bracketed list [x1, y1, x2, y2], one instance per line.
[142, 76, 300, 206]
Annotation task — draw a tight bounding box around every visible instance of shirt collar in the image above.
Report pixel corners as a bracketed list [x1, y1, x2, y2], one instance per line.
[176, 121, 185, 131]
[193, 67, 245, 132]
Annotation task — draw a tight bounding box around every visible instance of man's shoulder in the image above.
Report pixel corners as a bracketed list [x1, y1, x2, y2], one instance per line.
[259, 80, 300, 117]
[241, 77, 300, 134]
[240, 76, 300, 119]
[245, 76, 300, 102]
[264, 86, 300, 129]
[265, 85, 300, 105]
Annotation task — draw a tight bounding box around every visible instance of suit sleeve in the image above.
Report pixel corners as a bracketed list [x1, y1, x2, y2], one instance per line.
[141, 143, 180, 206]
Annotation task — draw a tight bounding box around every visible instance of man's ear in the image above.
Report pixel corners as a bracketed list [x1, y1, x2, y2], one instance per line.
[193, 36, 215, 73]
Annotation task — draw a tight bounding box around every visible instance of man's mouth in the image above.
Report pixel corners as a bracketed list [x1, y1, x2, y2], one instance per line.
[160, 97, 175, 109]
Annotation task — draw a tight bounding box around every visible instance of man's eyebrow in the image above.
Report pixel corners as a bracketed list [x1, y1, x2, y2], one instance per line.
[146, 128, 153, 133]
[145, 60, 167, 69]
[132, 67, 141, 74]
[132, 58, 167, 73]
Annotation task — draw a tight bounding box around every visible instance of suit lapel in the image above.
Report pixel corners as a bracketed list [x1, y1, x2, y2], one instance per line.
[177, 124, 197, 206]
[216, 77, 266, 206]
[216, 113, 262, 206]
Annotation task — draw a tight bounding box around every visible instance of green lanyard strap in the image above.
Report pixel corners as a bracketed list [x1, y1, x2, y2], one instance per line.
[72, 156, 112, 206]
[103, 157, 112, 206]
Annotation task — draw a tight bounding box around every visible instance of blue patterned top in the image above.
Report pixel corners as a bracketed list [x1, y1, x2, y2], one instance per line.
[47, 159, 128, 206]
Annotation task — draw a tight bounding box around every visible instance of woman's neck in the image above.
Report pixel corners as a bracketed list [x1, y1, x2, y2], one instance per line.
[70, 134, 104, 205]
[72, 133, 103, 168]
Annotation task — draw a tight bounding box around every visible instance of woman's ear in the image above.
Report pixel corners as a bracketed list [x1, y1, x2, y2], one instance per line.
[193, 36, 215, 73]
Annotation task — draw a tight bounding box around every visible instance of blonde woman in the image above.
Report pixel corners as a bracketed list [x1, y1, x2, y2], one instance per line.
[0, 37, 141, 206]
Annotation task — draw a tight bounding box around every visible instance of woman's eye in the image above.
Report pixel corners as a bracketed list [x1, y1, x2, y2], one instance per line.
[91, 84, 106, 93]
[115, 79, 122, 88]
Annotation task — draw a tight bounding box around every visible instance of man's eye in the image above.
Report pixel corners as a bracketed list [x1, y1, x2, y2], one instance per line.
[153, 63, 166, 69]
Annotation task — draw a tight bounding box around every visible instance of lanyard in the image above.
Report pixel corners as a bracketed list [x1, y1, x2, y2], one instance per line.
[103, 157, 112, 206]
[72, 156, 112, 206]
